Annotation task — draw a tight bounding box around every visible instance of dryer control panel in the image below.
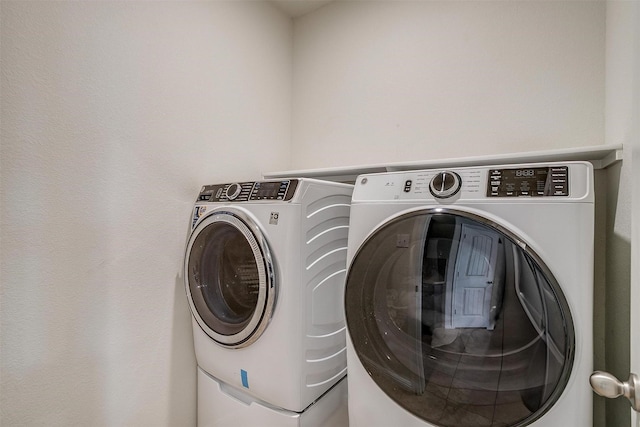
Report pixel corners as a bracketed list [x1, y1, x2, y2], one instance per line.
[487, 166, 569, 197]
[352, 162, 591, 203]
[196, 180, 299, 202]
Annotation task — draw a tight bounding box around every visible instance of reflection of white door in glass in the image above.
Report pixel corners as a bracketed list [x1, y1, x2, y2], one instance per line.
[449, 223, 501, 330]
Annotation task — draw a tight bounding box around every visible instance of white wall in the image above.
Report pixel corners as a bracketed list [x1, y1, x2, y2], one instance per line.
[0, 2, 291, 425]
[292, 0, 605, 169]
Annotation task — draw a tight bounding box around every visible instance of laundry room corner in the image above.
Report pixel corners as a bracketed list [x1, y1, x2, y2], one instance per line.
[0, 1, 292, 426]
[2, 0, 638, 426]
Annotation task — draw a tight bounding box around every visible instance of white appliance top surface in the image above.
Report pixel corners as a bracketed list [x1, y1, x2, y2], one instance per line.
[264, 144, 621, 183]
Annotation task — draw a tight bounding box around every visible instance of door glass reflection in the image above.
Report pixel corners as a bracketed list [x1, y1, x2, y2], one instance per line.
[345, 212, 573, 427]
[189, 222, 260, 336]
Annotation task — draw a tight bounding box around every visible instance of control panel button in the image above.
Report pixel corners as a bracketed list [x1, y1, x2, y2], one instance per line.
[429, 171, 462, 199]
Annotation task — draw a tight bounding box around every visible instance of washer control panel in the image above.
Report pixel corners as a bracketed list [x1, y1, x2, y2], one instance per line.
[487, 166, 568, 197]
[196, 179, 299, 202]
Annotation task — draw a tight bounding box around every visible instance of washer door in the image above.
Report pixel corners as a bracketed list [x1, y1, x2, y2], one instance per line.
[345, 208, 574, 427]
[185, 209, 275, 348]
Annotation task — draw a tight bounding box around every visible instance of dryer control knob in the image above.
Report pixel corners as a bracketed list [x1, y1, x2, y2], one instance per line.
[429, 171, 462, 199]
[225, 183, 242, 200]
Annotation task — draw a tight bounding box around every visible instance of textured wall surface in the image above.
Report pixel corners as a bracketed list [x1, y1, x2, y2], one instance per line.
[0, 2, 291, 425]
[292, 1, 606, 169]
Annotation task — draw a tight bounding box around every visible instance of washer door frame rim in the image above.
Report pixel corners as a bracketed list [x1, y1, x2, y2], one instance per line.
[185, 207, 276, 348]
[345, 205, 576, 427]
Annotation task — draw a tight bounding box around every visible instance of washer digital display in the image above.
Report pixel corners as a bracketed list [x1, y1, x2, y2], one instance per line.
[251, 182, 287, 200]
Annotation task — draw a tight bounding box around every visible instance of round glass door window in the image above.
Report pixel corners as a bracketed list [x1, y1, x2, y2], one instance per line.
[345, 209, 574, 427]
[186, 211, 275, 348]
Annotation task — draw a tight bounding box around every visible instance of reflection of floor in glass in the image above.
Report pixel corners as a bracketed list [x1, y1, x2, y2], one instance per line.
[414, 328, 531, 427]
[415, 339, 533, 426]
[371, 338, 536, 427]
[416, 311, 541, 427]
[394, 378, 530, 427]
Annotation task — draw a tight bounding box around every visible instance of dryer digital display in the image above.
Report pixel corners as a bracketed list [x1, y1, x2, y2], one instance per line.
[487, 166, 568, 197]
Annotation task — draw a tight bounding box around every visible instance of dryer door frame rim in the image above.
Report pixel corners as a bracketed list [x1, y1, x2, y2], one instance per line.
[345, 206, 577, 427]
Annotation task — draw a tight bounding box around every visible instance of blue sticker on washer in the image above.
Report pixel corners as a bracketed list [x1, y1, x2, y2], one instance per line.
[241, 369, 249, 388]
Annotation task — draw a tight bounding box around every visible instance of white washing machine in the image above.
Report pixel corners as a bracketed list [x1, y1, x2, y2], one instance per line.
[184, 178, 352, 422]
[344, 162, 594, 427]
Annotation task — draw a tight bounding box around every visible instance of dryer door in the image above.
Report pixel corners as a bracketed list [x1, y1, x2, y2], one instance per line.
[345, 208, 575, 427]
[185, 209, 275, 348]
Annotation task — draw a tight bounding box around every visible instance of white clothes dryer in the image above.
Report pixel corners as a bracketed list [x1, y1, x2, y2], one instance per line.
[344, 162, 594, 427]
[185, 179, 352, 414]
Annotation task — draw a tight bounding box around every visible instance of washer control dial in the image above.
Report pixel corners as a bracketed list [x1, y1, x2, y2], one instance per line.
[429, 171, 462, 198]
[225, 183, 242, 200]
